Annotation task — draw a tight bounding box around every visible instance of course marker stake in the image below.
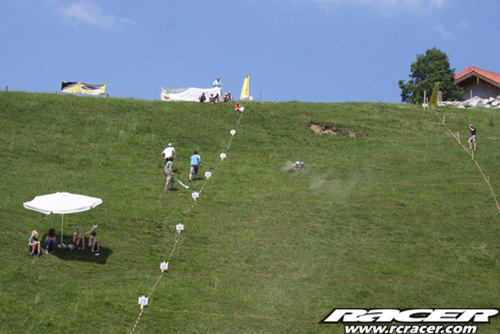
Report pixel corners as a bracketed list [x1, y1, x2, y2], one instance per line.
[138, 296, 148, 309]
[205, 171, 212, 179]
[160, 261, 169, 272]
[230, 129, 236, 136]
[220, 153, 226, 160]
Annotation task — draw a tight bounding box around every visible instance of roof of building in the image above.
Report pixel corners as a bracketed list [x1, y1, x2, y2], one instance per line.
[455, 66, 500, 88]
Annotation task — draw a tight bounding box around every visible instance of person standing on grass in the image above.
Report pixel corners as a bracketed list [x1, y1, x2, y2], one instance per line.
[45, 228, 56, 254]
[164, 156, 175, 192]
[213, 77, 222, 101]
[189, 151, 202, 182]
[29, 230, 41, 256]
[468, 124, 477, 150]
[161, 143, 176, 163]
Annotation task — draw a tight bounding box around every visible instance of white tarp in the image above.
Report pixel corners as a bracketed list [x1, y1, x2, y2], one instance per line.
[161, 87, 221, 102]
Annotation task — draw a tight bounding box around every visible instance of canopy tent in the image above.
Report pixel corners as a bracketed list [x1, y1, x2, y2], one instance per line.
[161, 87, 221, 102]
[24, 192, 103, 244]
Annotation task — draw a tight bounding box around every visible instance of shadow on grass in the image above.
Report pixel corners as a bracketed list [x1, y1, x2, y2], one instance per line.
[44, 234, 113, 265]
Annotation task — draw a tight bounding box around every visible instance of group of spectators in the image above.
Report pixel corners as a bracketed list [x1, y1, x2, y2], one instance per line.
[28, 227, 100, 257]
[199, 76, 234, 103]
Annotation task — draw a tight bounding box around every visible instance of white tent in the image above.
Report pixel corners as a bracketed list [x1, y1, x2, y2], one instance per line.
[24, 192, 103, 244]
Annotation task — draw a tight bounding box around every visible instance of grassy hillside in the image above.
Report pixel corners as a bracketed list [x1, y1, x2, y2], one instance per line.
[1, 92, 500, 333]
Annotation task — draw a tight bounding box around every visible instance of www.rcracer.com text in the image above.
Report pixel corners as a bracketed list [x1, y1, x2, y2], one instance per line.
[344, 325, 477, 334]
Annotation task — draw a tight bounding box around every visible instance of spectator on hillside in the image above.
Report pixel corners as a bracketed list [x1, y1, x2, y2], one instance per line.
[161, 143, 176, 163]
[213, 77, 222, 101]
[213, 76, 222, 89]
[29, 230, 41, 256]
[73, 226, 85, 249]
[199, 92, 206, 103]
[45, 228, 56, 254]
[235, 102, 244, 113]
[89, 230, 100, 253]
[227, 92, 232, 101]
[468, 124, 477, 150]
[189, 151, 202, 182]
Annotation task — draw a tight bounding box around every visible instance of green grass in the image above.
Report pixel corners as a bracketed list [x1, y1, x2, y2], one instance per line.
[1, 92, 500, 333]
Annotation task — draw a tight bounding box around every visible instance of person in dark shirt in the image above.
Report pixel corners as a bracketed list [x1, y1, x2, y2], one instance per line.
[468, 124, 477, 150]
[199, 93, 206, 103]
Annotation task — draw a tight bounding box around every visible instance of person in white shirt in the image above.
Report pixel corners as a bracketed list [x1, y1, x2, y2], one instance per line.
[161, 143, 176, 163]
[213, 77, 222, 101]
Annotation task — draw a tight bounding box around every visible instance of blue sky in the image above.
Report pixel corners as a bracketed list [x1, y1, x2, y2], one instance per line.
[1, 0, 499, 103]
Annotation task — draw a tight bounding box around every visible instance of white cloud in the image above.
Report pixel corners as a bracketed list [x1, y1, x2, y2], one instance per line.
[57, 1, 115, 28]
[294, 0, 449, 11]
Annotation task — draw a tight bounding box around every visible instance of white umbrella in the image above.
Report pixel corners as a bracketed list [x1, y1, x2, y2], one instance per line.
[24, 192, 102, 244]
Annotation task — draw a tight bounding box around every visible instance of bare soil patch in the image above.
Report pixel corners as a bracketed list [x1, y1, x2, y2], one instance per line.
[309, 122, 359, 137]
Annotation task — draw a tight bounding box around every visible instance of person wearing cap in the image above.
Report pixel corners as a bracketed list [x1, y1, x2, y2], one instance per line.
[189, 151, 202, 182]
[161, 143, 177, 163]
[468, 124, 477, 150]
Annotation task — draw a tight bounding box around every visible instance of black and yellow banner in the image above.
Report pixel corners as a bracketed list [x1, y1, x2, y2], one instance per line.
[61, 82, 106, 95]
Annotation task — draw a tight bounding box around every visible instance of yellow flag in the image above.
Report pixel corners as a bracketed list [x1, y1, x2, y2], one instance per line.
[429, 82, 440, 109]
[240, 75, 250, 100]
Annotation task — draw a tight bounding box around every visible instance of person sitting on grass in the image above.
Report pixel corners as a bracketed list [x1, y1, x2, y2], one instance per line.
[73, 226, 85, 249]
[199, 92, 206, 103]
[29, 230, 41, 256]
[234, 102, 244, 112]
[89, 230, 100, 253]
[45, 228, 56, 254]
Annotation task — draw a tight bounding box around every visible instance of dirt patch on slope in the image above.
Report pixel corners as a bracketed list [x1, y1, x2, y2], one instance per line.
[309, 122, 358, 137]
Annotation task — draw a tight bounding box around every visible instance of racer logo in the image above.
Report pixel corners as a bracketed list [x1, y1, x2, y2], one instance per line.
[320, 309, 499, 324]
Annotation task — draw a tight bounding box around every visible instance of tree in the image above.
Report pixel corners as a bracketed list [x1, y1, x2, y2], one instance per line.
[398, 47, 463, 104]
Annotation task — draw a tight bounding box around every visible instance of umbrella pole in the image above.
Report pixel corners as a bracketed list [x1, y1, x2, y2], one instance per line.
[61, 214, 64, 244]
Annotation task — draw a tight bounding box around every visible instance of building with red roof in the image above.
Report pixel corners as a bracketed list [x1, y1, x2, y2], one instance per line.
[454, 66, 500, 100]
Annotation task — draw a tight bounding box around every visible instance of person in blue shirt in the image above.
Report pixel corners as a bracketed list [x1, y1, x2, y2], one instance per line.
[212, 77, 222, 88]
[213, 77, 222, 101]
[189, 151, 202, 182]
